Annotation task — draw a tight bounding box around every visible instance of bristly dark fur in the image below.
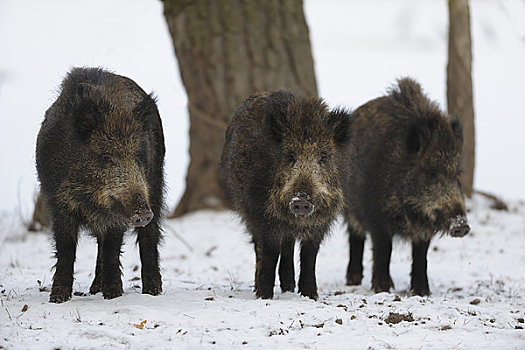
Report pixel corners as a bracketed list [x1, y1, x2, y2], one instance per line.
[220, 90, 352, 300]
[343, 77, 469, 296]
[36, 67, 166, 303]
[326, 106, 353, 145]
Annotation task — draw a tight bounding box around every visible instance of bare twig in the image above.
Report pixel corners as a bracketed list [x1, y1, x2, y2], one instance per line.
[474, 190, 508, 211]
[5, 307, 12, 321]
[74, 308, 81, 323]
[164, 224, 194, 252]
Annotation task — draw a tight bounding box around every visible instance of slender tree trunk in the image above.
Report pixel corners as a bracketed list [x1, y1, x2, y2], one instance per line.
[28, 193, 49, 231]
[163, 0, 318, 218]
[447, 0, 475, 197]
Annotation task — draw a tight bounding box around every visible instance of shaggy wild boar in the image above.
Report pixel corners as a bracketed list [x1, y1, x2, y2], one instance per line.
[36, 67, 165, 303]
[344, 77, 470, 296]
[220, 90, 351, 299]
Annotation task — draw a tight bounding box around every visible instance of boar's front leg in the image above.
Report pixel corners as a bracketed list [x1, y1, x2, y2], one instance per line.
[346, 227, 365, 286]
[49, 215, 79, 303]
[371, 230, 394, 293]
[411, 239, 431, 296]
[101, 229, 125, 299]
[136, 221, 162, 296]
[89, 236, 103, 295]
[298, 239, 321, 300]
[279, 237, 295, 293]
[252, 229, 280, 300]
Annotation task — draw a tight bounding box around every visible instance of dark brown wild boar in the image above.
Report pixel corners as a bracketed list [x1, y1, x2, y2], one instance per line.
[344, 77, 469, 296]
[36, 67, 165, 303]
[220, 90, 351, 299]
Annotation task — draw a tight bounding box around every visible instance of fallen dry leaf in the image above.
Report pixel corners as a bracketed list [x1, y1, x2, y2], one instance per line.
[133, 320, 147, 329]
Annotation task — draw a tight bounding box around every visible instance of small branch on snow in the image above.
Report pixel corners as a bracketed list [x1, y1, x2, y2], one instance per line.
[371, 336, 395, 349]
[164, 224, 194, 252]
[74, 309, 81, 323]
[4, 307, 12, 321]
[474, 190, 508, 211]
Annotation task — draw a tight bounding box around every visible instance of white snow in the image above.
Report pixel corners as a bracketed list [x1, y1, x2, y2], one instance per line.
[1, 0, 525, 349]
[1, 195, 524, 349]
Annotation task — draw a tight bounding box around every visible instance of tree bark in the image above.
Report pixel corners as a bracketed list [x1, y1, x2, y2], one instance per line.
[163, 0, 318, 218]
[28, 193, 50, 232]
[447, 0, 475, 198]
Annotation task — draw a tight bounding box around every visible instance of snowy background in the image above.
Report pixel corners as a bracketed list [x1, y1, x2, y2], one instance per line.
[1, 0, 524, 349]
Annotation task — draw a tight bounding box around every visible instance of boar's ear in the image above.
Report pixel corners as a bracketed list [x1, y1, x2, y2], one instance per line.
[328, 107, 352, 145]
[72, 97, 108, 142]
[406, 124, 422, 154]
[406, 117, 439, 154]
[406, 119, 428, 154]
[265, 90, 295, 142]
[449, 114, 464, 146]
[133, 93, 159, 131]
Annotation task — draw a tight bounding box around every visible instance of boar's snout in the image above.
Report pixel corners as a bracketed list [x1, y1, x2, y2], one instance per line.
[131, 209, 154, 227]
[449, 215, 470, 237]
[289, 193, 314, 217]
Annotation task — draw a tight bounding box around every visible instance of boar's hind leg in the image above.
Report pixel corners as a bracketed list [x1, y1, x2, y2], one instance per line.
[346, 228, 365, 286]
[253, 237, 280, 299]
[137, 222, 162, 296]
[279, 238, 295, 293]
[254, 241, 260, 293]
[411, 239, 431, 296]
[49, 216, 79, 303]
[371, 231, 394, 293]
[298, 239, 321, 300]
[101, 229, 125, 299]
[89, 237, 103, 294]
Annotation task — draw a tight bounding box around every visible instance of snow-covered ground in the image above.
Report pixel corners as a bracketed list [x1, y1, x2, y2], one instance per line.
[1, 195, 524, 349]
[1, 0, 525, 349]
[0, 0, 524, 217]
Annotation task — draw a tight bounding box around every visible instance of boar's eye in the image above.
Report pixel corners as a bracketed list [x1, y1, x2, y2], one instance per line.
[319, 154, 328, 165]
[286, 153, 297, 165]
[102, 154, 116, 166]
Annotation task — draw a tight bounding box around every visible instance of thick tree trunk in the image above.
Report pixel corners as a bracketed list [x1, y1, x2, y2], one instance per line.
[163, 0, 318, 218]
[447, 0, 475, 198]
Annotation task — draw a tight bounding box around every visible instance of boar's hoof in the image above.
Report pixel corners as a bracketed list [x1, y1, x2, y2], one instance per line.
[298, 280, 318, 300]
[346, 272, 363, 286]
[412, 286, 430, 297]
[256, 288, 274, 300]
[298, 288, 318, 300]
[372, 276, 395, 293]
[280, 282, 295, 293]
[49, 294, 70, 303]
[142, 284, 162, 296]
[131, 210, 154, 227]
[89, 279, 102, 295]
[103, 286, 123, 300]
[289, 197, 314, 216]
[49, 287, 72, 303]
